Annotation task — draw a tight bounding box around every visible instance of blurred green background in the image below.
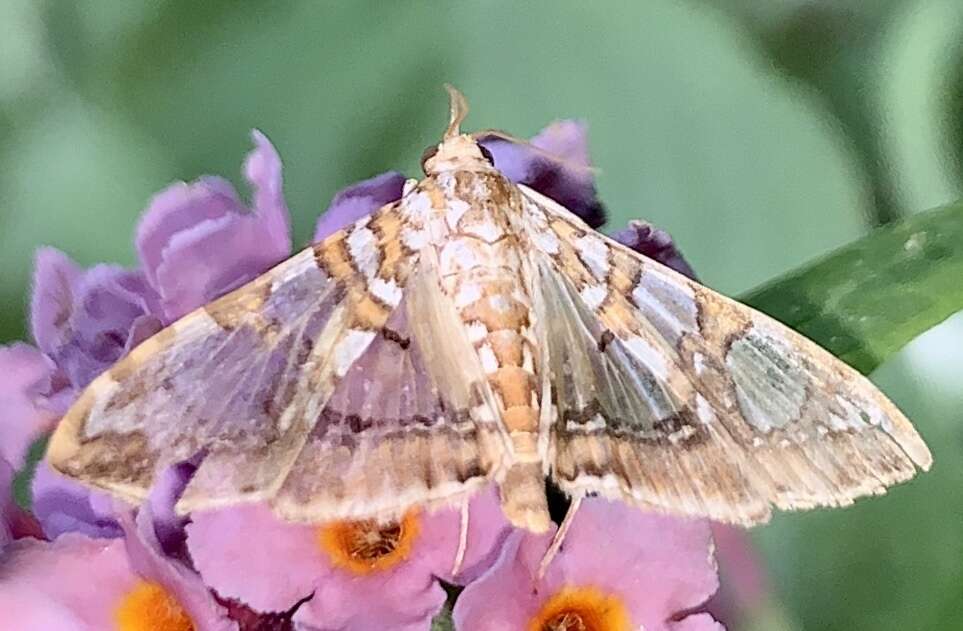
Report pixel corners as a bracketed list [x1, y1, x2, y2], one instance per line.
[1, 1, 961, 630]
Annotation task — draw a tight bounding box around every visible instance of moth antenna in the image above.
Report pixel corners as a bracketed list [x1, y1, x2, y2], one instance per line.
[536, 495, 583, 581]
[444, 84, 470, 140]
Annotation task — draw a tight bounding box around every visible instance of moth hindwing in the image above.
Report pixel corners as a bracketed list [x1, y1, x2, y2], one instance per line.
[47, 88, 930, 532]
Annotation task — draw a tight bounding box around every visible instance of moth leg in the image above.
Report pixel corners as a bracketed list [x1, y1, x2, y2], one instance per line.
[451, 499, 470, 577]
[499, 461, 551, 533]
[537, 495, 583, 580]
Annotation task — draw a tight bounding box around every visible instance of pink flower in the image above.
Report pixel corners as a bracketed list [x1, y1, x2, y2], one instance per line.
[136, 130, 291, 323]
[186, 486, 512, 630]
[453, 497, 723, 631]
[0, 509, 235, 630]
[0, 343, 60, 469]
[706, 523, 770, 628]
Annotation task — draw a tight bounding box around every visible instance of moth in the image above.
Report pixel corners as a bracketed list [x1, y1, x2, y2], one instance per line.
[47, 87, 931, 534]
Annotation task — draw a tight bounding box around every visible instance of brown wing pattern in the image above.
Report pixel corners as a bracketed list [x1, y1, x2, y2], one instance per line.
[272, 252, 510, 522]
[520, 185, 932, 525]
[48, 204, 506, 521]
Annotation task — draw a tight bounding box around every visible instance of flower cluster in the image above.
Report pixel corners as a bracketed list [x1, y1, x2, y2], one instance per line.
[0, 122, 736, 630]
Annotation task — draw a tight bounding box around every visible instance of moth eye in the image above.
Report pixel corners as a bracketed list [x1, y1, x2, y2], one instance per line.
[420, 144, 439, 172]
[477, 144, 495, 165]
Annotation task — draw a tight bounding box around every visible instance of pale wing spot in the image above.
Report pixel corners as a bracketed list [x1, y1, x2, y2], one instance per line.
[579, 284, 608, 311]
[726, 327, 807, 431]
[333, 329, 377, 377]
[402, 227, 429, 251]
[466, 321, 488, 344]
[573, 234, 609, 280]
[849, 395, 887, 429]
[369, 278, 402, 307]
[566, 414, 607, 433]
[622, 336, 670, 382]
[454, 283, 482, 308]
[439, 239, 482, 274]
[445, 199, 472, 231]
[347, 227, 380, 279]
[486, 294, 512, 313]
[694, 394, 717, 425]
[631, 271, 698, 343]
[402, 178, 418, 196]
[692, 352, 708, 375]
[404, 191, 434, 217]
[478, 343, 499, 374]
[521, 200, 561, 254]
[529, 226, 560, 255]
[521, 344, 534, 372]
[462, 218, 504, 243]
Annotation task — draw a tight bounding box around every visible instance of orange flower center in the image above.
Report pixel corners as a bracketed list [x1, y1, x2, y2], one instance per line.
[114, 580, 195, 631]
[317, 511, 420, 575]
[528, 586, 630, 631]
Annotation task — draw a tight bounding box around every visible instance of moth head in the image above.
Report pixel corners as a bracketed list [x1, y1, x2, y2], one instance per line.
[421, 135, 495, 175]
[421, 84, 496, 175]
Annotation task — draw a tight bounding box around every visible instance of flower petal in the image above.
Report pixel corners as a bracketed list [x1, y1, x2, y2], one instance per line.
[420, 485, 514, 585]
[543, 500, 718, 626]
[186, 503, 321, 613]
[480, 120, 605, 228]
[244, 129, 291, 251]
[314, 171, 406, 242]
[452, 530, 546, 631]
[455, 499, 718, 631]
[0, 343, 58, 468]
[121, 508, 237, 631]
[0, 534, 138, 630]
[54, 264, 159, 388]
[31, 460, 123, 540]
[611, 220, 698, 280]
[670, 613, 726, 631]
[136, 134, 292, 321]
[706, 523, 768, 627]
[292, 563, 446, 631]
[29, 247, 83, 357]
[32, 460, 192, 549]
[0, 458, 15, 549]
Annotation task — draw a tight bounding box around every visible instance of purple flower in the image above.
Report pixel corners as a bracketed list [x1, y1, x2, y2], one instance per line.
[314, 171, 407, 242]
[706, 523, 771, 628]
[0, 509, 235, 630]
[478, 120, 606, 229]
[31, 460, 194, 549]
[136, 130, 291, 323]
[612, 220, 698, 279]
[0, 343, 59, 468]
[186, 486, 512, 630]
[453, 497, 723, 631]
[30, 247, 163, 392]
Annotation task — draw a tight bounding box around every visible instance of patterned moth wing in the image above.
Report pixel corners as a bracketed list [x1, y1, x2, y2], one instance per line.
[519, 184, 932, 526]
[46, 201, 508, 521]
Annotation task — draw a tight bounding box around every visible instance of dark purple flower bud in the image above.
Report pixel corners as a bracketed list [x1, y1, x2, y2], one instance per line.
[612, 219, 698, 280]
[479, 120, 606, 229]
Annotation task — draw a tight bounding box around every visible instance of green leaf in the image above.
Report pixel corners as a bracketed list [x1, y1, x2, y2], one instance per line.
[431, 606, 454, 631]
[741, 201, 963, 374]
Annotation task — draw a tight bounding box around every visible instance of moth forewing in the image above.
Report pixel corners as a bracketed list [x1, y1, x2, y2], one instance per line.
[518, 183, 931, 526]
